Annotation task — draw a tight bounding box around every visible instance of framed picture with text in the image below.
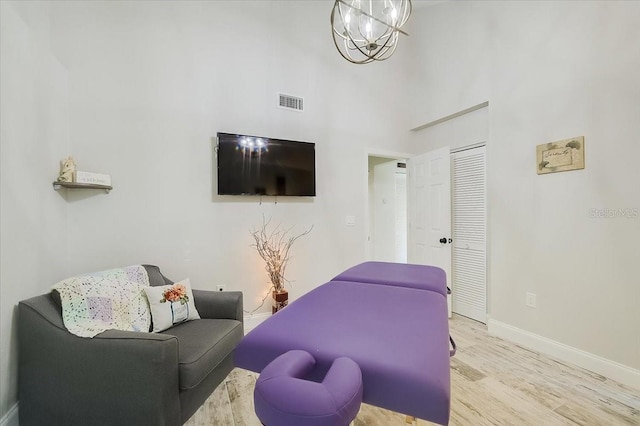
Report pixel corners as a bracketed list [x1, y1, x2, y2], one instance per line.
[537, 136, 585, 175]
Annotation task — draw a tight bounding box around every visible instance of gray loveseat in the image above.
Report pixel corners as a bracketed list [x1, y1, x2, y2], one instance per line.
[18, 265, 244, 425]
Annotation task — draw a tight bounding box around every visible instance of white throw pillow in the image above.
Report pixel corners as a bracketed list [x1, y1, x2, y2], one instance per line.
[143, 279, 200, 332]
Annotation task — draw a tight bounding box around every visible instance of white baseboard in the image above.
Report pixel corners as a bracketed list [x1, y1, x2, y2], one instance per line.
[0, 403, 19, 426]
[488, 319, 640, 390]
[244, 312, 270, 333]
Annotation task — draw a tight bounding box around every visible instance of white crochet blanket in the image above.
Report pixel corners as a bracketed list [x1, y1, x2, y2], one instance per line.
[52, 265, 151, 338]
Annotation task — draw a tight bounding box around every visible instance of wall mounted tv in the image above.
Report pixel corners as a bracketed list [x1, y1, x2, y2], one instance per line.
[217, 132, 316, 196]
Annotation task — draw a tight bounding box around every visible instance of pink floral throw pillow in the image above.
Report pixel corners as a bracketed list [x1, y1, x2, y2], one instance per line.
[143, 279, 201, 332]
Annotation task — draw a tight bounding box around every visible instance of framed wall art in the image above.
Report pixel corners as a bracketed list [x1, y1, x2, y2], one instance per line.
[537, 136, 585, 175]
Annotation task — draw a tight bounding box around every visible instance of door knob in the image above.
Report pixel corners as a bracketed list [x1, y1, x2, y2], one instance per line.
[439, 237, 447, 244]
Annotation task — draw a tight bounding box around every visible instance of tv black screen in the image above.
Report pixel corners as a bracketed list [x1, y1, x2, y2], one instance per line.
[217, 132, 316, 196]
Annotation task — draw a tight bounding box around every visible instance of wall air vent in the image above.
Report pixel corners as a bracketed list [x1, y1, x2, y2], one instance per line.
[278, 93, 304, 112]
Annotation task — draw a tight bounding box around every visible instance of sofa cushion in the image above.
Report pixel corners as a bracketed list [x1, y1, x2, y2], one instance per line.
[142, 264, 173, 287]
[162, 318, 243, 390]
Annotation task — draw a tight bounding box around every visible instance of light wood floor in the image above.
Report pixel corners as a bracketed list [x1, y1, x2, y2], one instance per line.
[185, 314, 640, 425]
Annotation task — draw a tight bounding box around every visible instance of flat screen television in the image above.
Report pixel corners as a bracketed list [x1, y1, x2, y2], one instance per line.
[217, 132, 316, 196]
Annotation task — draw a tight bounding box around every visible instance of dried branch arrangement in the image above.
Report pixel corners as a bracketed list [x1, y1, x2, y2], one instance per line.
[250, 216, 313, 293]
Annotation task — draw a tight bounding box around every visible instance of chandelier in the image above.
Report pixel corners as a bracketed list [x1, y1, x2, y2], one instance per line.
[331, 0, 412, 64]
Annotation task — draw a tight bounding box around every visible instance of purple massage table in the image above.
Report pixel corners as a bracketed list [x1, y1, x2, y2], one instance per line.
[234, 261, 453, 425]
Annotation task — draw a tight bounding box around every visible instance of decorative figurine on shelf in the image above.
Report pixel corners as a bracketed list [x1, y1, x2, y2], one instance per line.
[250, 216, 313, 314]
[56, 157, 76, 182]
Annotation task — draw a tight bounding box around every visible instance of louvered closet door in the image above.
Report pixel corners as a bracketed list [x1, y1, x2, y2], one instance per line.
[452, 146, 486, 323]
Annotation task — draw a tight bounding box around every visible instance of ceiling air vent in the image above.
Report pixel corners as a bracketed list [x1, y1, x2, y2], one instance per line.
[278, 93, 304, 112]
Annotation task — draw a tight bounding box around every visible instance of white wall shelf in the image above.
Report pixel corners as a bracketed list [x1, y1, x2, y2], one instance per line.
[52, 181, 112, 193]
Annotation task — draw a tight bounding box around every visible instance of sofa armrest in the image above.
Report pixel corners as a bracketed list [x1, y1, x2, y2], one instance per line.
[192, 289, 243, 323]
[18, 295, 182, 426]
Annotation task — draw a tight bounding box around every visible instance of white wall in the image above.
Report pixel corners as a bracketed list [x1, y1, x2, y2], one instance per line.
[53, 0, 412, 328]
[407, 0, 640, 373]
[406, 1, 490, 129]
[0, 1, 70, 420]
[0, 0, 411, 419]
[47, 0, 409, 308]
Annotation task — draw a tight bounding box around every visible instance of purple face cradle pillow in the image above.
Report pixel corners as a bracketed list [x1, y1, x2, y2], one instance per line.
[254, 350, 363, 426]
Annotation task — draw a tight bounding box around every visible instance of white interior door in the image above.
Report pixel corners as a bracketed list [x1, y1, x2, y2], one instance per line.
[407, 146, 452, 290]
[394, 170, 407, 262]
[373, 160, 397, 261]
[373, 161, 407, 262]
[452, 146, 487, 323]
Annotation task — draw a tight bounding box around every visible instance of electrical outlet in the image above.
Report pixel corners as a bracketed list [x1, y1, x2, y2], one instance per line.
[525, 292, 537, 308]
[216, 285, 226, 292]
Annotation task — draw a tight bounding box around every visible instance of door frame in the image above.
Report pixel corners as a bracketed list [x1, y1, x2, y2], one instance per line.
[363, 145, 489, 321]
[365, 149, 411, 260]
